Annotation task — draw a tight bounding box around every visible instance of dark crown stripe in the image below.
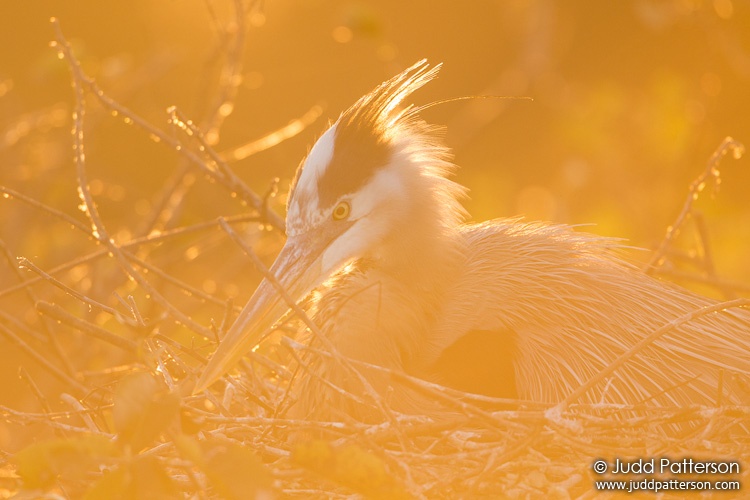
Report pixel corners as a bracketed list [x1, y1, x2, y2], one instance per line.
[316, 60, 440, 207]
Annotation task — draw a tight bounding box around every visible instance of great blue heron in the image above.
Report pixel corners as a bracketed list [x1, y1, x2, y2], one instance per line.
[195, 60, 750, 421]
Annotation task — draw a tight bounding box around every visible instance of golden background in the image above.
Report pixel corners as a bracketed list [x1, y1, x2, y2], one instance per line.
[1, 0, 749, 483]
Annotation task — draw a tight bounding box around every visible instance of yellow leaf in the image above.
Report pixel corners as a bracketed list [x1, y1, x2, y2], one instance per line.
[13, 434, 116, 489]
[293, 440, 411, 499]
[113, 372, 179, 452]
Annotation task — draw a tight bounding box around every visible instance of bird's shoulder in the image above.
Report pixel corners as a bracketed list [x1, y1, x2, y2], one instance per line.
[420, 218, 633, 363]
[458, 218, 629, 260]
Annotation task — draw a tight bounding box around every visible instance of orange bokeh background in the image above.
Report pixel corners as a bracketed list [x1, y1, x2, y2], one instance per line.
[3, 1, 749, 257]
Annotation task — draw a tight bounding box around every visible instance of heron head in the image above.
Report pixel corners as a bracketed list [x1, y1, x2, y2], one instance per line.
[194, 60, 464, 392]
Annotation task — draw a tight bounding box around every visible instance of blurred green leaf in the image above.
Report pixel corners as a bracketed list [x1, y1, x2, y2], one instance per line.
[293, 440, 411, 499]
[343, 5, 384, 38]
[201, 439, 275, 500]
[172, 433, 202, 464]
[179, 407, 205, 436]
[84, 455, 177, 500]
[13, 434, 116, 489]
[113, 372, 180, 452]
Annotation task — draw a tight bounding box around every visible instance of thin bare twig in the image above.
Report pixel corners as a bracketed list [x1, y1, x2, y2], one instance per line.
[36, 302, 138, 354]
[49, 19, 285, 232]
[18, 367, 54, 417]
[53, 19, 224, 343]
[220, 104, 324, 161]
[0, 239, 77, 376]
[0, 214, 257, 309]
[201, 0, 247, 143]
[17, 257, 124, 320]
[655, 268, 750, 295]
[60, 393, 100, 433]
[0, 322, 88, 395]
[0, 186, 91, 233]
[646, 136, 745, 272]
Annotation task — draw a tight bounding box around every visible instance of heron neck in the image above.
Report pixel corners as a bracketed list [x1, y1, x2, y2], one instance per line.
[376, 213, 464, 293]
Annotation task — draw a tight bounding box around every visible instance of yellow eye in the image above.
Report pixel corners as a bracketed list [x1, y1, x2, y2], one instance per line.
[332, 201, 351, 221]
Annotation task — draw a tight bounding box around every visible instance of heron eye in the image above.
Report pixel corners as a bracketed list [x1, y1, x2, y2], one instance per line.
[332, 201, 351, 221]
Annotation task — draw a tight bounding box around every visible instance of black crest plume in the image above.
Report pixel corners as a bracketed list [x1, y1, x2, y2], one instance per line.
[315, 60, 441, 206]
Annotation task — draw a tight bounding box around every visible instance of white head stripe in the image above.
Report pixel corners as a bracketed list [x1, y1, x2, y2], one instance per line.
[287, 125, 337, 235]
[297, 125, 336, 194]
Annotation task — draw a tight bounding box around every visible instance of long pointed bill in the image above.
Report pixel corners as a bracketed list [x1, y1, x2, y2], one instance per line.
[194, 227, 346, 393]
